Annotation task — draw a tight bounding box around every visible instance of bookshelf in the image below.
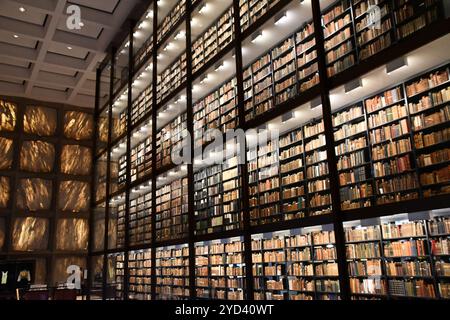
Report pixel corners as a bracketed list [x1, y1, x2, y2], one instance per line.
[304, 120, 333, 216]
[251, 227, 340, 300]
[239, 0, 281, 32]
[128, 249, 152, 300]
[109, 200, 126, 249]
[322, 0, 356, 77]
[156, 113, 187, 170]
[195, 237, 245, 300]
[333, 103, 373, 211]
[156, 52, 187, 104]
[353, 0, 394, 61]
[406, 65, 450, 198]
[192, 7, 234, 73]
[129, 188, 152, 246]
[279, 127, 307, 221]
[130, 132, 152, 183]
[393, 0, 442, 40]
[131, 86, 152, 127]
[155, 176, 189, 242]
[157, 0, 187, 44]
[155, 245, 190, 300]
[194, 155, 243, 236]
[248, 138, 281, 226]
[193, 77, 238, 148]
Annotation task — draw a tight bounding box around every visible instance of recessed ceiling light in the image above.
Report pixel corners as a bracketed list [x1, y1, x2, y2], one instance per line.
[251, 31, 263, 43]
[67, 46, 73, 50]
[79, 21, 84, 27]
[274, 11, 287, 25]
[13, 34, 19, 39]
[19, 7, 26, 13]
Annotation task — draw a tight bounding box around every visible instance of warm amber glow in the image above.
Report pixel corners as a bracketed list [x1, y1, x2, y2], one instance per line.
[23, 106, 57, 136]
[64, 111, 94, 141]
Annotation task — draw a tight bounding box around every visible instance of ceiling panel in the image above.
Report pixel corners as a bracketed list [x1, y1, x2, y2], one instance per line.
[0, 0, 141, 108]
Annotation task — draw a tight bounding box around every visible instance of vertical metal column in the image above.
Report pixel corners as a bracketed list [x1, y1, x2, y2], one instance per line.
[311, 0, 350, 300]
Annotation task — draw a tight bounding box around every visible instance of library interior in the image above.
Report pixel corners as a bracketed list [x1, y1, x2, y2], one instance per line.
[0, 0, 450, 301]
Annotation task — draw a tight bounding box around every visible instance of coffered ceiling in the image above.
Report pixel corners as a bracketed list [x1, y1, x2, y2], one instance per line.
[0, 0, 142, 108]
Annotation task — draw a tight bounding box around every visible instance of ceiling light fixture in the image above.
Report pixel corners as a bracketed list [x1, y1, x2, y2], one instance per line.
[199, 3, 208, 14]
[282, 112, 295, 123]
[79, 21, 84, 27]
[200, 75, 208, 84]
[13, 34, 19, 39]
[214, 62, 224, 72]
[251, 31, 263, 43]
[67, 46, 73, 50]
[274, 11, 287, 25]
[310, 97, 322, 110]
[344, 78, 363, 94]
[19, 7, 26, 13]
[386, 57, 408, 75]
[174, 30, 186, 40]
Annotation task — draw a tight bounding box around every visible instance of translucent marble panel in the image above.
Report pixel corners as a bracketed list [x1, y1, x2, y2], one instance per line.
[63, 111, 94, 141]
[12, 217, 49, 251]
[90, 255, 104, 293]
[34, 259, 47, 284]
[0, 100, 17, 132]
[60, 145, 92, 176]
[20, 141, 55, 173]
[58, 180, 90, 212]
[53, 257, 86, 284]
[16, 178, 52, 211]
[23, 106, 57, 136]
[0, 176, 9, 208]
[0, 219, 5, 251]
[0, 137, 13, 170]
[56, 219, 89, 251]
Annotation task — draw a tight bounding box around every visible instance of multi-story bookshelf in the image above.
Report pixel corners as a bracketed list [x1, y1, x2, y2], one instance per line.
[195, 238, 246, 300]
[279, 127, 307, 221]
[322, 0, 356, 77]
[157, 0, 187, 44]
[345, 212, 450, 300]
[248, 138, 281, 226]
[128, 249, 152, 300]
[155, 176, 189, 242]
[192, 7, 234, 73]
[193, 77, 238, 148]
[333, 103, 373, 210]
[252, 227, 340, 300]
[239, 0, 281, 31]
[129, 187, 152, 246]
[406, 65, 450, 198]
[304, 120, 333, 216]
[131, 86, 152, 126]
[194, 155, 243, 235]
[156, 52, 187, 104]
[155, 245, 190, 300]
[130, 132, 152, 183]
[156, 113, 188, 170]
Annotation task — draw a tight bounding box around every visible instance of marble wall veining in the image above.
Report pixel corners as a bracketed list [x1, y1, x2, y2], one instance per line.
[23, 106, 57, 136]
[1, 97, 93, 285]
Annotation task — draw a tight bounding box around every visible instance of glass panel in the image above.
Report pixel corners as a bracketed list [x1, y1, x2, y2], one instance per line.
[110, 138, 127, 193]
[58, 180, 90, 213]
[56, 219, 89, 251]
[0, 99, 17, 132]
[23, 106, 57, 136]
[108, 194, 126, 249]
[106, 253, 124, 300]
[129, 181, 152, 246]
[95, 152, 107, 203]
[63, 111, 94, 141]
[16, 178, 52, 211]
[92, 204, 106, 252]
[61, 145, 92, 176]
[20, 141, 55, 173]
[128, 249, 152, 300]
[12, 217, 49, 251]
[133, 3, 154, 70]
[97, 107, 109, 155]
[0, 176, 10, 209]
[0, 137, 13, 170]
[90, 255, 104, 300]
